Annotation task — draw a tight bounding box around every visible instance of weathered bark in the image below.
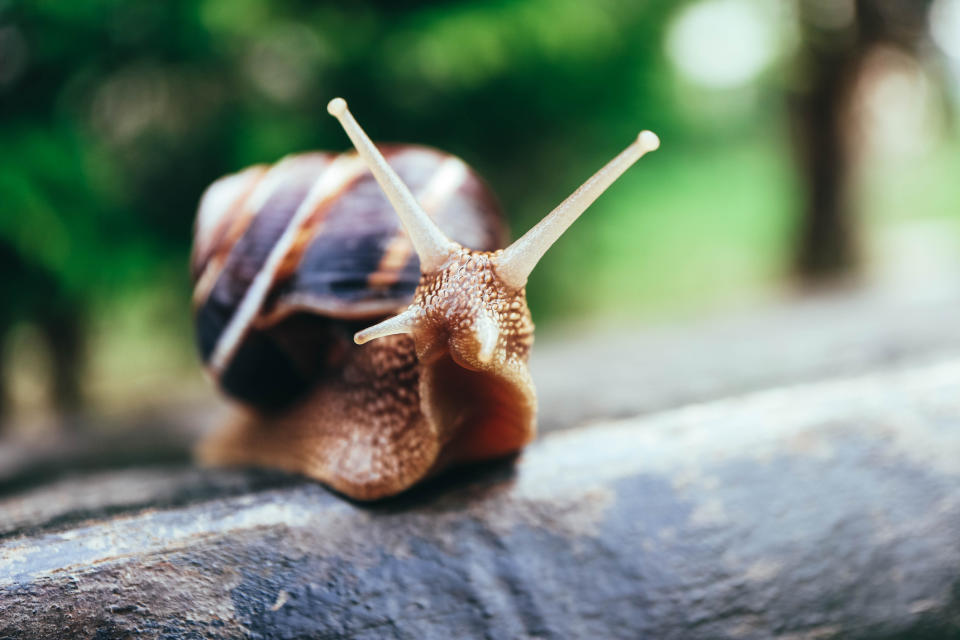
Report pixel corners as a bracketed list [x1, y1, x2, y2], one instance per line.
[3, 288, 960, 486]
[533, 289, 960, 432]
[1, 355, 959, 638]
[3, 288, 960, 638]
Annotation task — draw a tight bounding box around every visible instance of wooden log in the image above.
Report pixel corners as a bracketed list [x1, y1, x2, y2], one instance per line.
[2, 356, 959, 638]
[4, 287, 960, 492]
[533, 290, 960, 430]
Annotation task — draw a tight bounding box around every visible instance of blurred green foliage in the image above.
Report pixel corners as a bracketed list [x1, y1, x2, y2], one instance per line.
[1, 0, 958, 411]
[0, 0, 764, 312]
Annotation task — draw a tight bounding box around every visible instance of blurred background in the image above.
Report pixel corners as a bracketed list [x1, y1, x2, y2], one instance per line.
[1, 0, 959, 434]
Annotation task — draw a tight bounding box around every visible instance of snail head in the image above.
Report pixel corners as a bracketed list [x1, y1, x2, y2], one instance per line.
[327, 97, 659, 378]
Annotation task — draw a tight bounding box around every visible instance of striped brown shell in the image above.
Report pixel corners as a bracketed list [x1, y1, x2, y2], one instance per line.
[191, 145, 507, 409]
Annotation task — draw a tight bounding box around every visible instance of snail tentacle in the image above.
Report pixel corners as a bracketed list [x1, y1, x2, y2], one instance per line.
[494, 130, 660, 289]
[354, 306, 422, 345]
[328, 97, 458, 273]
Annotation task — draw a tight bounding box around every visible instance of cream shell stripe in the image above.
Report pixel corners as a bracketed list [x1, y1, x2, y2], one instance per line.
[208, 154, 367, 376]
[191, 166, 269, 308]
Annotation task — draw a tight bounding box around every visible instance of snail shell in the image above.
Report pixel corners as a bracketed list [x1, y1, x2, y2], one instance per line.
[191, 147, 506, 409]
[191, 98, 660, 500]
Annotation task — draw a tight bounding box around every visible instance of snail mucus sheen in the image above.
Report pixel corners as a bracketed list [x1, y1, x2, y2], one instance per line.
[191, 97, 660, 500]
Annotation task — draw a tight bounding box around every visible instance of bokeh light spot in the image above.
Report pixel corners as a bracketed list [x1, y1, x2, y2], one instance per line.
[666, 0, 777, 89]
[931, 0, 960, 60]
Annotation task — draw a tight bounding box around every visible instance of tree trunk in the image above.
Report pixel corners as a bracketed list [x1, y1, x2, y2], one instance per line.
[789, 0, 935, 281]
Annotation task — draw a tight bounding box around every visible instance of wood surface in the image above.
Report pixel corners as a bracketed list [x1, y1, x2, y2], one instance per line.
[2, 290, 959, 639]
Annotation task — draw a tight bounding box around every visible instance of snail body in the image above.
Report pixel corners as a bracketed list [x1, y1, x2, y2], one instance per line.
[191, 98, 659, 500]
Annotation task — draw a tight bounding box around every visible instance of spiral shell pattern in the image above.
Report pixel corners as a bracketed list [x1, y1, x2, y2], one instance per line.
[191, 145, 506, 408]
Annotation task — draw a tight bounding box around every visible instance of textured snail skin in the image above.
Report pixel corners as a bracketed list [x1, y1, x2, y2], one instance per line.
[198, 246, 537, 501]
[191, 149, 528, 500]
[406, 247, 536, 467]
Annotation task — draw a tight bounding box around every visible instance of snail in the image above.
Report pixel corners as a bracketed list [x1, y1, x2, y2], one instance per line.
[190, 97, 660, 500]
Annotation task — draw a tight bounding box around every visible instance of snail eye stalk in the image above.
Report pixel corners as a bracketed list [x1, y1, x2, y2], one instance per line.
[494, 130, 660, 289]
[328, 97, 458, 273]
